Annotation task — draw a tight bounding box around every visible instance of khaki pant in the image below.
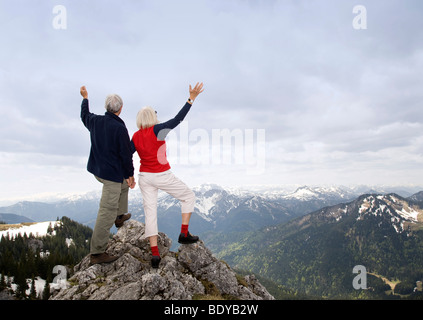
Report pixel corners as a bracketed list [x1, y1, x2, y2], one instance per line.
[90, 176, 129, 254]
[138, 170, 195, 238]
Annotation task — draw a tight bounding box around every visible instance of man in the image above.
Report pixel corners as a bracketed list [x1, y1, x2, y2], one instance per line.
[80, 86, 135, 265]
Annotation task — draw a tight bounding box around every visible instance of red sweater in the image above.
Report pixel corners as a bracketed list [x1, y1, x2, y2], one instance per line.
[131, 102, 192, 173]
[132, 126, 171, 173]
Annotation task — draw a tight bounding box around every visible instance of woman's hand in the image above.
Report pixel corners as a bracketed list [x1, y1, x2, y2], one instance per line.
[189, 82, 204, 102]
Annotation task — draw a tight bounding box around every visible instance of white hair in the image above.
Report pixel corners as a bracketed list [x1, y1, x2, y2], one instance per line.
[105, 94, 123, 113]
[136, 106, 159, 129]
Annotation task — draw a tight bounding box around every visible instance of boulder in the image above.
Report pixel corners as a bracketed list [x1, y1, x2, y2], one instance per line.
[50, 220, 274, 300]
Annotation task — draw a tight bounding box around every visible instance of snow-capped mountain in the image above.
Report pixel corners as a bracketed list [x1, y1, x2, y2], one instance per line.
[1, 184, 421, 238]
[408, 191, 423, 203]
[125, 184, 364, 238]
[281, 185, 358, 201]
[302, 193, 423, 235]
[129, 185, 283, 238]
[356, 194, 423, 233]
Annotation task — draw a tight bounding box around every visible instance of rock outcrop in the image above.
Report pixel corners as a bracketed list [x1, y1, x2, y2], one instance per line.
[51, 220, 274, 300]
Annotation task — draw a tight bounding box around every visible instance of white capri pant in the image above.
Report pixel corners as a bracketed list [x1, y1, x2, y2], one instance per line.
[138, 170, 196, 238]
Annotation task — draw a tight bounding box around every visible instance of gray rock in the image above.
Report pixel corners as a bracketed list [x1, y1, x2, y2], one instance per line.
[50, 220, 274, 300]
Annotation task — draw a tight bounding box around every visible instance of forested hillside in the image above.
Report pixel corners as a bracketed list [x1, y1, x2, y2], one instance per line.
[0, 217, 92, 299]
[217, 194, 423, 299]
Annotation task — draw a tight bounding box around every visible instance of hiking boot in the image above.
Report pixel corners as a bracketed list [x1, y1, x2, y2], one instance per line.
[90, 252, 119, 265]
[151, 256, 161, 269]
[178, 232, 199, 244]
[115, 213, 131, 228]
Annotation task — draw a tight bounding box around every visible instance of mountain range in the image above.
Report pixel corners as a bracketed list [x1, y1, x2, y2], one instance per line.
[2, 184, 423, 299]
[1, 184, 421, 247]
[216, 192, 423, 298]
[0, 184, 391, 238]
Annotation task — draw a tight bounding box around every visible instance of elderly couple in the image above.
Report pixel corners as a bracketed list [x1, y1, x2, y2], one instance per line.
[80, 83, 204, 268]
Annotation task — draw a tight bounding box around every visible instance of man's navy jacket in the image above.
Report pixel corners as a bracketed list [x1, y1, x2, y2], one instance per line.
[80, 98, 134, 183]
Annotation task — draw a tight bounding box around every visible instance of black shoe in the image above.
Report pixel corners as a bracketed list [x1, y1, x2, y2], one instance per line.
[178, 232, 199, 244]
[115, 213, 131, 228]
[151, 256, 161, 269]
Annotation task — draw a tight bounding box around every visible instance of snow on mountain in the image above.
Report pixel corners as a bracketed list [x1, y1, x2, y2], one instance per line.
[357, 194, 423, 232]
[0, 221, 61, 240]
[281, 185, 358, 201]
[194, 191, 222, 221]
[3, 183, 416, 210]
[0, 190, 102, 206]
[1, 184, 422, 236]
[193, 183, 224, 193]
[282, 186, 319, 200]
[57, 190, 102, 203]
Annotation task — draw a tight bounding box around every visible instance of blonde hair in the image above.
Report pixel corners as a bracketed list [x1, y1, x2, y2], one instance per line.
[136, 106, 159, 129]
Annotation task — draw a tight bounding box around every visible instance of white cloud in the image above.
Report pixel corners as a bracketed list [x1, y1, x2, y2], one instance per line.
[0, 0, 423, 200]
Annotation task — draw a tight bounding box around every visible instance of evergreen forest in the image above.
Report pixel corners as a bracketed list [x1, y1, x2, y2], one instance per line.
[0, 217, 92, 299]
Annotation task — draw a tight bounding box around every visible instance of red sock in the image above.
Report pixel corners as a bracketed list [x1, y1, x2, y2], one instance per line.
[181, 224, 189, 237]
[151, 246, 160, 257]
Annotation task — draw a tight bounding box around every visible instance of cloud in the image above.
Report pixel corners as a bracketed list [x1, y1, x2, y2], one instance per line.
[0, 0, 423, 200]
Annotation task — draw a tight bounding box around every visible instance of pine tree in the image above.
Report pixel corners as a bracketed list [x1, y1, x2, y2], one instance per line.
[0, 272, 6, 291]
[6, 272, 12, 289]
[14, 271, 28, 300]
[42, 277, 51, 300]
[29, 276, 37, 300]
[47, 222, 53, 235]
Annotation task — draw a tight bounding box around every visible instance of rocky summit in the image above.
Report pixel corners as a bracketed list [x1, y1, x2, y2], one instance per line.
[50, 220, 274, 300]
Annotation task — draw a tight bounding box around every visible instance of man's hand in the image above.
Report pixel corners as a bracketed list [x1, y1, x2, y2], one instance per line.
[80, 86, 88, 99]
[189, 82, 204, 102]
[126, 176, 136, 189]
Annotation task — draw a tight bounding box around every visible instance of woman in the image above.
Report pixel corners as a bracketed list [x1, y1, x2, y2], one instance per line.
[132, 82, 204, 268]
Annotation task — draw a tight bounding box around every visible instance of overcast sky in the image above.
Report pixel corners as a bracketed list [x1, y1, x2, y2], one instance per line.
[1, 0, 423, 202]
